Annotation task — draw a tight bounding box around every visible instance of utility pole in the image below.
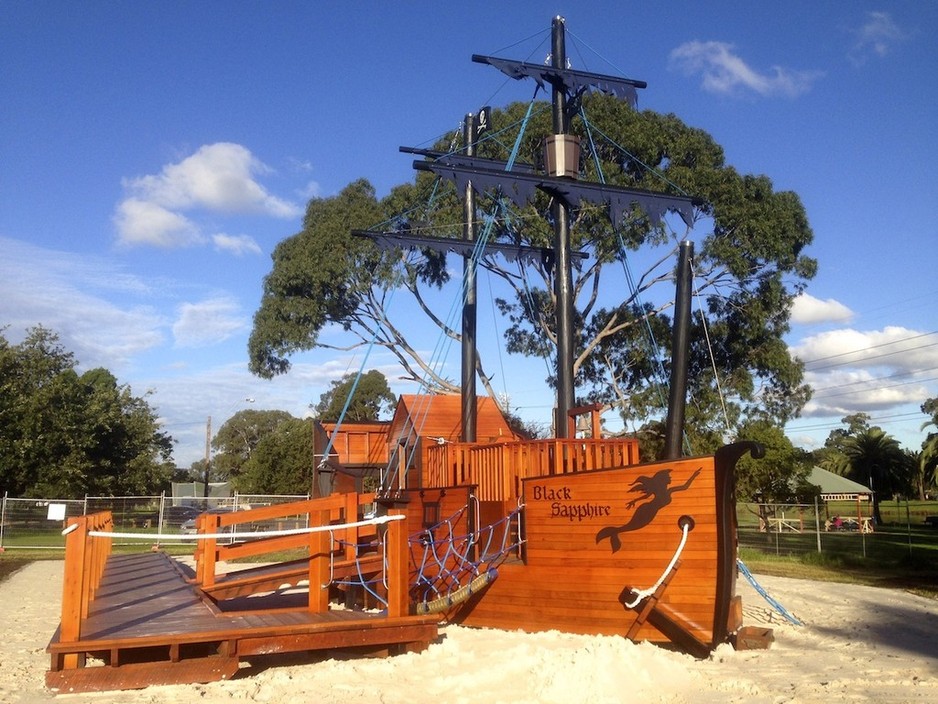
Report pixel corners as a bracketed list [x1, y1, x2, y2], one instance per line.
[204, 415, 211, 498]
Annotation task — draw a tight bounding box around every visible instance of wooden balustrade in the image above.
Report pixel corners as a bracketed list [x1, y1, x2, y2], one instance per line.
[59, 511, 113, 668]
[426, 438, 640, 500]
[195, 493, 378, 588]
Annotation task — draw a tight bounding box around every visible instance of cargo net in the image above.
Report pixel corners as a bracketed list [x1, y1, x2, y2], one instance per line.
[409, 503, 524, 615]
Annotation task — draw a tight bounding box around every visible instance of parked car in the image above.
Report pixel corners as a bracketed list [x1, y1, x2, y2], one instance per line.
[137, 504, 202, 529]
[180, 506, 238, 534]
[160, 505, 202, 528]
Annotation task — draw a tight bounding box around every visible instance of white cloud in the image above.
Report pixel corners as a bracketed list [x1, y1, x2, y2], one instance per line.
[790, 293, 853, 325]
[668, 41, 822, 98]
[113, 198, 203, 248]
[298, 180, 321, 200]
[0, 236, 167, 370]
[114, 143, 302, 248]
[791, 326, 938, 418]
[172, 297, 247, 348]
[212, 233, 262, 256]
[793, 326, 936, 374]
[849, 11, 905, 64]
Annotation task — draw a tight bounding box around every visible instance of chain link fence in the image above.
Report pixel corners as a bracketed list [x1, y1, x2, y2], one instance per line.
[738, 499, 936, 560]
[0, 491, 310, 551]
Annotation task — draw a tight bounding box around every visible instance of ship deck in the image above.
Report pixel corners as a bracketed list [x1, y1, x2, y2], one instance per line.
[46, 551, 439, 693]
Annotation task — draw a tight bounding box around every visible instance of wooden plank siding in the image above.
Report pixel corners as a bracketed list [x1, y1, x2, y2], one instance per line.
[319, 421, 390, 466]
[455, 456, 727, 646]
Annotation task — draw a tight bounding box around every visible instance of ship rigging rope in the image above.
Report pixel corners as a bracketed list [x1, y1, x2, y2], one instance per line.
[380, 96, 545, 491]
[621, 518, 691, 608]
[737, 558, 803, 626]
[65, 513, 405, 542]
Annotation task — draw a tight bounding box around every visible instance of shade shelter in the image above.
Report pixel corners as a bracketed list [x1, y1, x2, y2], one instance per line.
[805, 466, 875, 532]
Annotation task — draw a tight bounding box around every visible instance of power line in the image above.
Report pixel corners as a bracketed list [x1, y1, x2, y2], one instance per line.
[801, 330, 938, 370]
[804, 339, 938, 372]
[811, 374, 938, 402]
[785, 410, 926, 437]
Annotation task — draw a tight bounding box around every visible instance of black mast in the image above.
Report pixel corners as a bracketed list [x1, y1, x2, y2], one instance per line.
[663, 240, 694, 459]
[550, 16, 576, 439]
[461, 112, 478, 442]
[364, 16, 696, 448]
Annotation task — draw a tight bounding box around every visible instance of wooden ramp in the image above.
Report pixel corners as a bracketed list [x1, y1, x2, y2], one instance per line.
[47, 551, 438, 693]
[46, 499, 438, 692]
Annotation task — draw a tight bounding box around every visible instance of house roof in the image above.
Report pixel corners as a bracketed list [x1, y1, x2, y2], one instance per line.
[391, 393, 517, 443]
[806, 466, 873, 497]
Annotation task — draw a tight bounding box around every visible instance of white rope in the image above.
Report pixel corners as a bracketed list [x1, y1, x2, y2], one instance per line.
[63, 513, 405, 541]
[622, 520, 691, 608]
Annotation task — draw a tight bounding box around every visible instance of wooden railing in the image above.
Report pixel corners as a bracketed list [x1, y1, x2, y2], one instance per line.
[425, 437, 641, 500]
[191, 492, 410, 616]
[195, 493, 377, 587]
[59, 511, 113, 667]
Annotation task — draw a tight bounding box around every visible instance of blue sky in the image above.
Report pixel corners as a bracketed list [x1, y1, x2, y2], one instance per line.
[2, 1, 936, 468]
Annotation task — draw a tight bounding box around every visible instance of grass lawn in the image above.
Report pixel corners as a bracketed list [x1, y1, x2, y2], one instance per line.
[740, 522, 938, 599]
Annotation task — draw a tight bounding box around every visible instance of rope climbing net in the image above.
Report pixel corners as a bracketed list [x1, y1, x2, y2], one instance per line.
[410, 502, 525, 614]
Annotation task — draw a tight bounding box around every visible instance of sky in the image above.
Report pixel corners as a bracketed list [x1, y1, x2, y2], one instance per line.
[2, 1, 936, 469]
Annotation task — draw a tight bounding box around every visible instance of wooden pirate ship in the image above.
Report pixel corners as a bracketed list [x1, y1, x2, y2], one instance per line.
[342, 15, 763, 655]
[46, 16, 765, 692]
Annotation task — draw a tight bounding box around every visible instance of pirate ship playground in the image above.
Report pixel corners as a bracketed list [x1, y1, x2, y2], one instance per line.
[46, 17, 768, 692]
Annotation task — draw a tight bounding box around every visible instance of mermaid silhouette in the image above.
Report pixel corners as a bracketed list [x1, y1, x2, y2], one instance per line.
[595, 467, 702, 553]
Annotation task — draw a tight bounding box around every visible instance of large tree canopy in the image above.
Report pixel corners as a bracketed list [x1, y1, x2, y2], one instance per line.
[233, 418, 313, 495]
[210, 409, 295, 481]
[314, 370, 396, 422]
[249, 94, 816, 438]
[0, 326, 174, 497]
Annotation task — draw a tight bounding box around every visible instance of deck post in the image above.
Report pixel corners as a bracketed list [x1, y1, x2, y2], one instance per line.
[59, 516, 87, 668]
[344, 491, 359, 561]
[199, 514, 218, 588]
[308, 509, 331, 613]
[385, 511, 409, 619]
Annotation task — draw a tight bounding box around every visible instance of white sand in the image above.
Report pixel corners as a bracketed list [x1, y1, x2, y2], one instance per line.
[2, 560, 936, 703]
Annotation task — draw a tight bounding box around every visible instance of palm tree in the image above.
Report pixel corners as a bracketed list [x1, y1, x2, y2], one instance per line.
[921, 397, 938, 497]
[921, 435, 938, 497]
[843, 428, 910, 525]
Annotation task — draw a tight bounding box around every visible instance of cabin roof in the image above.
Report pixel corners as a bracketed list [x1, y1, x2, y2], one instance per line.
[391, 393, 517, 443]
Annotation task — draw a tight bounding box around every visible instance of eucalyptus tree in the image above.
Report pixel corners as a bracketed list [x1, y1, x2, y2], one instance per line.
[249, 94, 816, 437]
[233, 418, 313, 495]
[314, 370, 396, 422]
[211, 409, 295, 481]
[0, 326, 173, 497]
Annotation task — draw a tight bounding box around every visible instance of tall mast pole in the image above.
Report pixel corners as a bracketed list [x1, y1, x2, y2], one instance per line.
[461, 112, 478, 442]
[551, 15, 575, 438]
[663, 240, 694, 460]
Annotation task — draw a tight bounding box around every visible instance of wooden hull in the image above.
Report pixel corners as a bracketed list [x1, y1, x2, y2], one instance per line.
[399, 443, 757, 655]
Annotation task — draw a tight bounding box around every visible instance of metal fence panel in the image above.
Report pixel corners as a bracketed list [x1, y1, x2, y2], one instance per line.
[0, 491, 311, 550]
[0, 497, 87, 550]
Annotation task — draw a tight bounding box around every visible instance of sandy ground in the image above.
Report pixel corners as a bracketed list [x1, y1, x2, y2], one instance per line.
[1, 560, 935, 704]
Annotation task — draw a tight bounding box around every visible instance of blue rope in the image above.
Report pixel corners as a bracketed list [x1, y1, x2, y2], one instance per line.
[737, 559, 803, 626]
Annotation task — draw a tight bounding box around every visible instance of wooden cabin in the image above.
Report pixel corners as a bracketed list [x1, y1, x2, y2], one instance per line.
[312, 419, 390, 496]
[387, 394, 520, 490]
